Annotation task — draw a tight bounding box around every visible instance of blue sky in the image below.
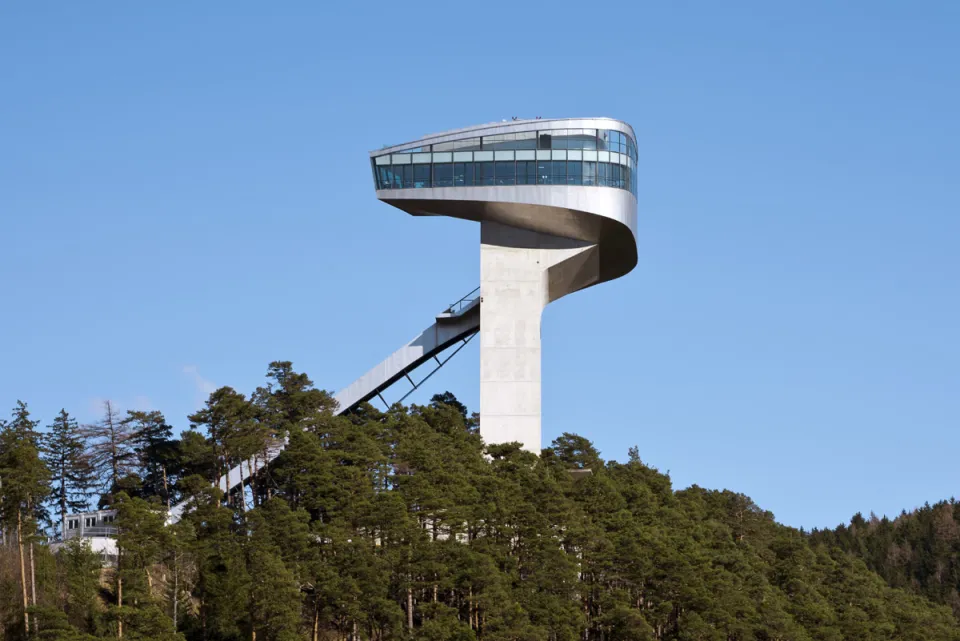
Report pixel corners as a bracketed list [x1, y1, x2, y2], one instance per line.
[1, 2, 957, 530]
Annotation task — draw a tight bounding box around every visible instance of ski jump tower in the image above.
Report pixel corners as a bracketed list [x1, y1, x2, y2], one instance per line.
[169, 118, 638, 521]
[367, 118, 638, 452]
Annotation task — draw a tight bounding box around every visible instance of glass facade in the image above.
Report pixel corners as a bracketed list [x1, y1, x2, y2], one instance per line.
[372, 128, 638, 197]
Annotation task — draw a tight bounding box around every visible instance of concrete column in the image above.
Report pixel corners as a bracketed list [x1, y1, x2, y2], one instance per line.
[479, 221, 600, 453]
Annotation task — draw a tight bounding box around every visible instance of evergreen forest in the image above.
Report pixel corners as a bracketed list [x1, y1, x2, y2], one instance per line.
[1, 361, 958, 641]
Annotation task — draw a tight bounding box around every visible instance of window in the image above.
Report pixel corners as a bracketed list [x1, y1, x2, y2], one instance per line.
[482, 133, 535, 151]
[517, 160, 537, 185]
[537, 159, 552, 184]
[476, 162, 495, 186]
[373, 128, 636, 193]
[454, 162, 473, 186]
[432, 137, 482, 152]
[548, 130, 568, 149]
[495, 161, 515, 185]
[414, 164, 430, 188]
[377, 166, 390, 189]
[85, 517, 96, 528]
[551, 160, 566, 184]
[102, 515, 115, 524]
[432, 163, 453, 187]
[598, 162, 610, 187]
[583, 161, 597, 186]
[67, 519, 78, 530]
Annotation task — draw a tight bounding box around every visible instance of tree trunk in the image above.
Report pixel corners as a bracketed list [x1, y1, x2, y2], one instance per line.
[407, 585, 414, 631]
[108, 400, 121, 487]
[117, 574, 123, 639]
[162, 465, 170, 511]
[60, 469, 68, 541]
[17, 510, 29, 636]
[312, 599, 320, 641]
[173, 554, 179, 632]
[29, 540, 38, 633]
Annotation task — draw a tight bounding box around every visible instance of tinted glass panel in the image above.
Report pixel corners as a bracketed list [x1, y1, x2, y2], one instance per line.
[414, 164, 431, 188]
[551, 160, 566, 183]
[566, 161, 582, 185]
[517, 160, 536, 184]
[454, 162, 471, 186]
[433, 163, 453, 187]
[598, 162, 609, 187]
[477, 162, 495, 186]
[537, 160, 551, 184]
[583, 161, 597, 186]
[495, 161, 516, 185]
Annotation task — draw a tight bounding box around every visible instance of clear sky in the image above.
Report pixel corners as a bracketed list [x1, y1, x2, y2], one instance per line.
[1, 2, 957, 530]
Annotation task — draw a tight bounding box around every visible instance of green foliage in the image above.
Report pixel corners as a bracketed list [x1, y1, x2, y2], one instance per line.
[0, 401, 51, 527]
[123, 410, 177, 507]
[811, 500, 960, 621]
[2, 367, 958, 640]
[56, 540, 102, 633]
[42, 410, 96, 538]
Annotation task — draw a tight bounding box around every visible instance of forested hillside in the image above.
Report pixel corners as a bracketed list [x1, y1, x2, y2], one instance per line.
[810, 501, 960, 620]
[1, 362, 958, 640]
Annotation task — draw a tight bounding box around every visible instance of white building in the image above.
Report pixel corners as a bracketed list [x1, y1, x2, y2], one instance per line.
[54, 509, 119, 565]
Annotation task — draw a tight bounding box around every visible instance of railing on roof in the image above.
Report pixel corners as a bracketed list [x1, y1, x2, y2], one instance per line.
[64, 526, 117, 540]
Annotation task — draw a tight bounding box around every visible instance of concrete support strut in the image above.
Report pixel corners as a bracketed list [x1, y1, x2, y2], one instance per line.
[480, 221, 599, 452]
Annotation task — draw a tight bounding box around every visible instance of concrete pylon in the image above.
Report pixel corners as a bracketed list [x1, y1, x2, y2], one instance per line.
[479, 221, 600, 452]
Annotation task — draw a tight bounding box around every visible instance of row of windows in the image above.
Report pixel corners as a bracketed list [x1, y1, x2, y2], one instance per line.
[385, 128, 637, 160]
[374, 160, 637, 195]
[376, 148, 634, 168]
[66, 514, 115, 529]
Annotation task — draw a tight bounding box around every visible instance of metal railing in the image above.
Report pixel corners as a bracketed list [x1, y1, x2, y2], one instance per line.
[64, 525, 117, 540]
[444, 286, 480, 315]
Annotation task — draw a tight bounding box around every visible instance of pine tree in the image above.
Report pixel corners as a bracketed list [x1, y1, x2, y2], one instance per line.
[188, 387, 259, 508]
[112, 491, 174, 640]
[0, 400, 52, 636]
[43, 409, 97, 539]
[124, 410, 177, 509]
[58, 537, 104, 634]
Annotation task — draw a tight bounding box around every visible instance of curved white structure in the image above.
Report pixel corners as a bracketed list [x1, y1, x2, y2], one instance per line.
[371, 117, 639, 452]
